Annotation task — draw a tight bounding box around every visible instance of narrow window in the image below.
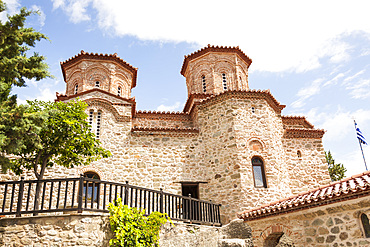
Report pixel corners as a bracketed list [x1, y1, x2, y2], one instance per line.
[118, 86, 121, 96]
[251, 107, 255, 113]
[83, 172, 100, 203]
[74, 84, 78, 94]
[222, 73, 227, 90]
[252, 157, 267, 188]
[96, 111, 102, 139]
[88, 110, 94, 131]
[361, 213, 370, 238]
[297, 150, 302, 158]
[202, 76, 206, 93]
[95, 81, 100, 88]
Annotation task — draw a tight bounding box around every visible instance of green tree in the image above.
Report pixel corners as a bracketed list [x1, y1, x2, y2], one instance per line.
[325, 150, 347, 181]
[4, 100, 111, 180]
[0, 0, 51, 163]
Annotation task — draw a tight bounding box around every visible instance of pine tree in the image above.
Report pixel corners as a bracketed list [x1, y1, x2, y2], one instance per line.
[325, 151, 347, 181]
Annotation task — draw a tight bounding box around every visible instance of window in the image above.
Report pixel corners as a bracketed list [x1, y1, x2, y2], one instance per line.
[252, 157, 267, 188]
[88, 110, 94, 131]
[251, 107, 255, 113]
[202, 76, 206, 93]
[96, 111, 102, 139]
[95, 81, 100, 87]
[222, 73, 227, 90]
[74, 84, 78, 94]
[118, 86, 121, 96]
[83, 172, 100, 203]
[297, 150, 302, 158]
[361, 213, 370, 238]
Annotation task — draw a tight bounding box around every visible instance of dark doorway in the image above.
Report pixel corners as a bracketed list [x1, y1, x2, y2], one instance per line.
[181, 183, 200, 221]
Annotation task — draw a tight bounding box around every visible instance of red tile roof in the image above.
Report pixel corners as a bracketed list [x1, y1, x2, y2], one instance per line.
[238, 171, 370, 221]
[60, 50, 138, 88]
[181, 45, 252, 76]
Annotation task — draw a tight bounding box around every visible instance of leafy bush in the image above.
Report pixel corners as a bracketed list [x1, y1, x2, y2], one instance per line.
[108, 198, 169, 247]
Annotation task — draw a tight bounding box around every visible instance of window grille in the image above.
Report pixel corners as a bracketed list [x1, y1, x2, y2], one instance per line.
[222, 73, 227, 90]
[202, 76, 206, 93]
[96, 111, 102, 139]
[74, 84, 78, 94]
[88, 110, 94, 131]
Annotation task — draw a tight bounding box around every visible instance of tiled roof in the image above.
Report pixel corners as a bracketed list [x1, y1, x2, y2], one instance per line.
[282, 116, 314, 129]
[183, 90, 286, 114]
[181, 45, 252, 76]
[238, 171, 370, 221]
[283, 128, 325, 139]
[60, 50, 138, 88]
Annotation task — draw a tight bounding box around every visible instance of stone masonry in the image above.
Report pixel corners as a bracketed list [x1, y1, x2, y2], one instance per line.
[1, 45, 331, 224]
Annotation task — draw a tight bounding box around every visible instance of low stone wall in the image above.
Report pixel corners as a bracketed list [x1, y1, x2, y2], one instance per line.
[0, 214, 112, 247]
[0, 214, 253, 247]
[246, 196, 370, 246]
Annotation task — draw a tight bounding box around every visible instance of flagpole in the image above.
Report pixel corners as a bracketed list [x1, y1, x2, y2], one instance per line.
[354, 120, 368, 171]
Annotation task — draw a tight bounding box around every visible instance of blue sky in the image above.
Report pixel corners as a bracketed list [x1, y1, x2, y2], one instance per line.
[2, 0, 370, 177]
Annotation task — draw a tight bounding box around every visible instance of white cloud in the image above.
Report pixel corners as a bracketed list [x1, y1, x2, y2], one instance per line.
[338, 146, 370, 177]
[51, 0, 370, 73]
[291, 78, 323, 108]
[156, 101, 182, 112]
[346, 79, 370, 99]
[30, 5, 46, 27]
[36, 88, 56, 102]
[306, 108, 370, 142]
[0, 0, 20, 21]
[52, 0, 92, 23]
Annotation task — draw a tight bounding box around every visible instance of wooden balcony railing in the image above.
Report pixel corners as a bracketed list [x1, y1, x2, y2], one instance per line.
[0, 176, 221, 226]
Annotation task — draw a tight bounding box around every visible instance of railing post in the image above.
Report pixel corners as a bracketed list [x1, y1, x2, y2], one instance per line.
[188, 193, 192, 222]
[218, 204, 222, 225]
[16, 177, 25, 217]
[159, 188, 163, 213]
[124, 181, 129, 205]
[77, 174, 84, 213]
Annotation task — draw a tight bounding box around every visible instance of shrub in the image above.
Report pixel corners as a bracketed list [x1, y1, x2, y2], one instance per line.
[108, 198, 169, 247]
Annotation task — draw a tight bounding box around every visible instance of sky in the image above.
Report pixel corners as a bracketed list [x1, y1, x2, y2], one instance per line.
[2, 0, 370, 177]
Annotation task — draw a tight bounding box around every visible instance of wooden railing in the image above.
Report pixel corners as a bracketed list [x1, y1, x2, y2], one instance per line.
[0, 176, 222, 226]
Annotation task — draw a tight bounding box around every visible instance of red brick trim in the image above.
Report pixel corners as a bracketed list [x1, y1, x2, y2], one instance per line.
[260, 224, 293, 241]
[181, 45, 252, 76]
[60, 50, 138, 88]
[85, 98, 131, 122]
[282, 116, 314, 129]
[193, 90, 285, 114]
[283, 128, 325, 139]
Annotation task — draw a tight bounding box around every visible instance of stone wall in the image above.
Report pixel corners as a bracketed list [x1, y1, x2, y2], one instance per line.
[246, 196, 370, 246]
[0, 215, 253, 247]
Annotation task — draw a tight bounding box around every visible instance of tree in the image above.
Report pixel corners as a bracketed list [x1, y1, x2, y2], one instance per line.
[5, 100, 111, 180]
[325, 151, 347, 181]
[0, 0, 51, 165]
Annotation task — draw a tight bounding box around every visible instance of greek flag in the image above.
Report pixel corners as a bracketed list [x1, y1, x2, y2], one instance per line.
[356, 122, 368, 145]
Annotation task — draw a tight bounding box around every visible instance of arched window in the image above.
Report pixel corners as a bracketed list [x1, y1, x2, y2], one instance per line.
[252, 157, 267, 188]
[96, 111, 102, 139]
[297, 150, 302, 158]
[222, 73, 227, 90]
[361, 213, 370, 238]
[74, 84, 78, 94]
[202, 76, 206, 93]
[83, 171, 100, 203]
[118, 86, 121, 96]
[95, 81, 100, 88]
